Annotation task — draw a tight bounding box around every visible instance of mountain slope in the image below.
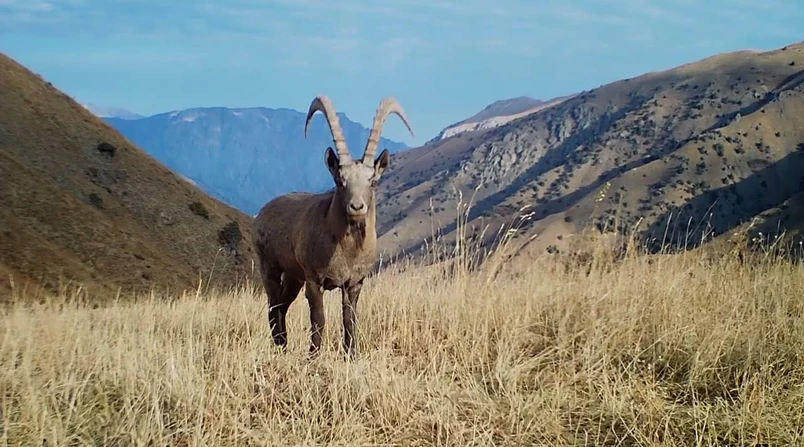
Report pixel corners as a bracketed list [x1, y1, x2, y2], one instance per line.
[105, 107, 409, 215]
[430, 95, 572, 142]
[0, 52, 258, 299]
[462, 96, 546, 124]
[377, 42, 804, 260]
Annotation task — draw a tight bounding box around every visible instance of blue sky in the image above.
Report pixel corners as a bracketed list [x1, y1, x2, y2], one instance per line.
[1, 0, 802, 146]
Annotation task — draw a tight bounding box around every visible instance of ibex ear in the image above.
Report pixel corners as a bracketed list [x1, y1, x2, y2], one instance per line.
[325, 147, 341, 183]
[374, 149, 390, 178]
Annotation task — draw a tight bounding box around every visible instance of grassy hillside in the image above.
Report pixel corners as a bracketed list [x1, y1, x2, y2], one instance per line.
[2, 238, 804, 445]
[0, 52, 258, 300]
[377, 41, 804, 261]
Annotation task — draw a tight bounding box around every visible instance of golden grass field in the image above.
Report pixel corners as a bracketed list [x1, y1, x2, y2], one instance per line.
[3, 230, 804, 446]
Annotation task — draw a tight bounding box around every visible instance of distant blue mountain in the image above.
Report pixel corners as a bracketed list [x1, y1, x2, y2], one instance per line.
[105, 107, 409, 215]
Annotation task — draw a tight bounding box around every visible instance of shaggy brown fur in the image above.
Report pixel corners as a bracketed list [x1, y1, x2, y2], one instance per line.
[253, 95, 414, 357]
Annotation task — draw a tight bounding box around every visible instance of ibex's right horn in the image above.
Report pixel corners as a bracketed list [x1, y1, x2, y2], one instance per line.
[305, 95, 352, 165]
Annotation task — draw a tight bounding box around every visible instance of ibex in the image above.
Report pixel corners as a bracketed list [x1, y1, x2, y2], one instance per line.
[253, 95, 414, 357]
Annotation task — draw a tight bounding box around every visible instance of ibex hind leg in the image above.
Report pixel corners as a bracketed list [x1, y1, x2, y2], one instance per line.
[259, 258, 287, 349]
[274, 274, 303, 348]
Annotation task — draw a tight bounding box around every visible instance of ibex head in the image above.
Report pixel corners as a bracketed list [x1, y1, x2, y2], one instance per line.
[305, 95, 414, 222]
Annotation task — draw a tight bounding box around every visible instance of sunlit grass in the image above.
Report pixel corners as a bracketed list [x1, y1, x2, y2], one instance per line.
[4, 193, 804, 445]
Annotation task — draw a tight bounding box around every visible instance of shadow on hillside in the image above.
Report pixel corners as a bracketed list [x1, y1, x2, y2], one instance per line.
[505, 68, 804, 239]
[393, 97, 658, 257]
[465, 101, 634, 221]
[703, 68, 804, 134]
[379, 68, 804, 265]
[643, 146, 804, 252]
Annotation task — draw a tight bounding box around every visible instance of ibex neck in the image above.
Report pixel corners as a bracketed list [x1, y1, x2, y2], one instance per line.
[327, 191, 377, 251]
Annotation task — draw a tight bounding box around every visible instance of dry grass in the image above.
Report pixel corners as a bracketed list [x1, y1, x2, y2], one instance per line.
[3, 237, 804, 446]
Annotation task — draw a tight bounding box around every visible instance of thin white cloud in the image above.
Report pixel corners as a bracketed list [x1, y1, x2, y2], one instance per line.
[191, 0, 638, 71]
[613, 0, 696, 26]
[0, 0, 51, 9]
[542, 4, 629, 25]
[3, 0, 802, 75]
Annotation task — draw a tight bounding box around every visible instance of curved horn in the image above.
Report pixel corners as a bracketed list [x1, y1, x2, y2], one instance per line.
[362, 97, 415, 163]
[304, 95, 352, 164]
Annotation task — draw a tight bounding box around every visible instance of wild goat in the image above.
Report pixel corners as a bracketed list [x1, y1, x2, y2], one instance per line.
[253, 95, 414, 357]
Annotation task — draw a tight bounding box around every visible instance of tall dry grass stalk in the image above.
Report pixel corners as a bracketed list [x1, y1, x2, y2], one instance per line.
[3, 204, 804, 445]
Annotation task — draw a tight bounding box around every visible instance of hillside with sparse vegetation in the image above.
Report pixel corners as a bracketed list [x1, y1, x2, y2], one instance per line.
[377, 41, 804, 262]
[0, 52, 259, 300]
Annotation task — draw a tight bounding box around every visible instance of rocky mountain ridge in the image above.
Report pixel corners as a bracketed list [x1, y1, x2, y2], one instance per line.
[105, 106, 409, 214]
[376, 42, 804, 261]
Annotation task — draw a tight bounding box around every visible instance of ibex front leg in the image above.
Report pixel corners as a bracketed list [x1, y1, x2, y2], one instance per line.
[305, 280, 326, 355]
[342, 279, 363, 359]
